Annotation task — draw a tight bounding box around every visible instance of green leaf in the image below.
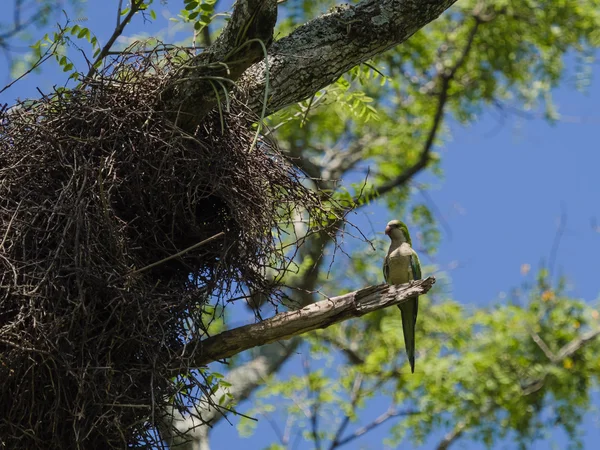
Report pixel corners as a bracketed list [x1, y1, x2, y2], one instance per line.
[77, 27, 88, 40]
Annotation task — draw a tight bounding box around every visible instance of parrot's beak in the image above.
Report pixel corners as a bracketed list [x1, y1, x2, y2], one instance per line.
[385, 225, 391, 235]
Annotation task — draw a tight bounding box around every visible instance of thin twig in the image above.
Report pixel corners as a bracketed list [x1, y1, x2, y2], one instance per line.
[528, 328, 557, 363]
[328, 374, 363, 450]
[122, 232, 226, 278]
[303, 352, 321, 450]
[334, 406, 420, 448]
[0, 35, 61, 95]
[548, 207, 567, 281]
[84, 0, 146, 80]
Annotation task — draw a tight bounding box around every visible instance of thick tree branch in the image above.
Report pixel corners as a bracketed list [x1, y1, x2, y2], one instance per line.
[240, 0, 458, 116]
[164, 0, 278, 129]
[189, 278, 434, 367]
[162, 278, 434, 447]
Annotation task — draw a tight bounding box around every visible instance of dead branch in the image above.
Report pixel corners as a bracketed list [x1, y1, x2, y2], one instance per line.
[189, 277, 435, 367]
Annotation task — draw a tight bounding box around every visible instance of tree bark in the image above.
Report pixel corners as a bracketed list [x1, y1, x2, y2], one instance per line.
[239, 0, 458, 115]
[163, 0, 278, 129]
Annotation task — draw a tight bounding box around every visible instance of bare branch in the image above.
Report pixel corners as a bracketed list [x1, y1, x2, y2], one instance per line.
[335, 405, 420, 448]
[84, 0, 147, 80]
[328, 374, 363, 450]
[186, 278, 435, 368]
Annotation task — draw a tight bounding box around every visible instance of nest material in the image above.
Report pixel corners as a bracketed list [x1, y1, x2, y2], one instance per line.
[0, 47, 327, 448]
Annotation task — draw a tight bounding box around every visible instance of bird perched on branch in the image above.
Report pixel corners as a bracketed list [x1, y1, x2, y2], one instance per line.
[383, 220, 422, 373]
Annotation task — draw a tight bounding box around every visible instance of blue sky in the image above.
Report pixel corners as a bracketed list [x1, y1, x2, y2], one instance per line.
[430, 78, 600, 305]
[2, 1, 599, 449]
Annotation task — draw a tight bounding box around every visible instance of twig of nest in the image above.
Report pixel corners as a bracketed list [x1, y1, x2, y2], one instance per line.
[0, 44, 337, 449]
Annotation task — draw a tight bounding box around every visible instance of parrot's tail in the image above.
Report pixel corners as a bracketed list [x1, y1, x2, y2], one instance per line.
[398, 297, 418, 373]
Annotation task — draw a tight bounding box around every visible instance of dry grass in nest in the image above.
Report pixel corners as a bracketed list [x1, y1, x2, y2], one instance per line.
[0, 45, 335, 448]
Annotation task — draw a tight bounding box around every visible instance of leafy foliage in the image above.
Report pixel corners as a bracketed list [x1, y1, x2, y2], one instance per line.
[179, 0, 219, 32]
[241, 272, 600, 449]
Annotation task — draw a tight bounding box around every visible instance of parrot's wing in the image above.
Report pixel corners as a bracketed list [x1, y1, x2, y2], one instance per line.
[410, 250, 422, 281]
[383, 256, 390, 283]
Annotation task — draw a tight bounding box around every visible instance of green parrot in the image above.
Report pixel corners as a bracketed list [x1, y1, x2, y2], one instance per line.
[383, 220, 422, 373]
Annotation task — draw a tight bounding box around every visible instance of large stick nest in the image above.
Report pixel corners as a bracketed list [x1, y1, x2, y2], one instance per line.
[0, 47, 333, 448]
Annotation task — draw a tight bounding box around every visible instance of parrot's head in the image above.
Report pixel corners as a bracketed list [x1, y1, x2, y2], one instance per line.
[385, 220, 412, 245]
